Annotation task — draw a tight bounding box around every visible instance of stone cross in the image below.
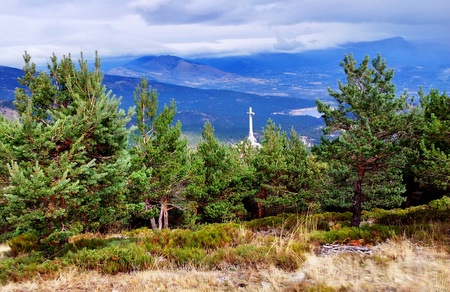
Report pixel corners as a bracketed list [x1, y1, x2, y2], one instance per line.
[247, 107, 260, 147]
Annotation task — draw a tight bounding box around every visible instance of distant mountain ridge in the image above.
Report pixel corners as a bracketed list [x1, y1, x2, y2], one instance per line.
[107, 55, 265, 91]
[107, 37, 450, 99]
[0, 66, 23, 100]
[0, 66, 322, 142]
[1, 37, 449, 143]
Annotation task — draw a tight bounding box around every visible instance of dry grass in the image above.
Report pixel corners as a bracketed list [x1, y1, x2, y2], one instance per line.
[299, 238, 450, 292]
[1, 237, 449, 292]
[0, 244, 10, 260]
[0, 267, 295, 292]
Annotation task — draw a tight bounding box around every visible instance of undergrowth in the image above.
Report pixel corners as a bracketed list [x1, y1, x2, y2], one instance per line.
[1, 198, 449, 286]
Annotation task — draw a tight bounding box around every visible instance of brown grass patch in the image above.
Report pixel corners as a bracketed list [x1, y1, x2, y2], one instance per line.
[0, 267, 293, 292]
[1, 238, 449, 291]
[299, 238, 450, 291]
[0, 244, 10, 260]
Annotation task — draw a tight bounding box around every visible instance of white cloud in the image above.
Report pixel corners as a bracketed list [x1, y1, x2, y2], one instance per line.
[0, 0, 448, 68]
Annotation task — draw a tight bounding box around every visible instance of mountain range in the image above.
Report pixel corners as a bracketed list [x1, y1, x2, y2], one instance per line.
[1, 37, 449, 144]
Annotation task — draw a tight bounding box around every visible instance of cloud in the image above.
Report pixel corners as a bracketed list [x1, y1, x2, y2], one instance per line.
[131, 0, 450, 26]
[0, 0, 449, 67]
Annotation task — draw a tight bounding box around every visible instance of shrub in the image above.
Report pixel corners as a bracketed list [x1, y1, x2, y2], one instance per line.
[204, 245, 270, 269]
[186, 224, 238, 249]
[65, 243, 154, 274]
[165, 247, 207, 267]
[309, 225, 400, 244]
[0, 252, 58, 283]
[314, 212, 352, 230]
[428, 196, 450, 210]
[371, 207, 450, 225]
[72, 237, 108, 250]
[244, 214, 293, 230]
[123, 227, 155, 238]
[202, 242, 306, 271]
[143, 223, 241, 250]
[8, 233, 39, 256]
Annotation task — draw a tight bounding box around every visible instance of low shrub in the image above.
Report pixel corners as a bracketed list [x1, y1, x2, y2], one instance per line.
[123, 227, 155, 238]
[428, 196, 450, 210]
[72, 237, 108, 250]
[370, 207, 450, 225]
[143, 223, 242, 250]
[8, 233, 39, 256]
[0, 252, 59, 283]
[165, 247, 207, 267]
[245, 213, 319, 235]
[314, 212, 353, 224]
[202, 242, 306, 271]
[400, 222, 450, 246]
[309, 225, 400, 244]
[244, 214, 294, 231]
[64, 243, 154, 274]
[203, 244, 270, 269]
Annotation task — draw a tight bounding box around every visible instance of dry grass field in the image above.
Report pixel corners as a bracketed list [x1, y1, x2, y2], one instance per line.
[1, 235, 449, 292]
[2, 201, 450, 291]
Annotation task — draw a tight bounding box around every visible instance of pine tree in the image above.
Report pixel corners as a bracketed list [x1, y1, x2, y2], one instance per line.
[186, 121, 250, 222]
[0, 52, 131, 249]
[252, 120, 314, 215]
[314, 54, 417, 226]
[414, 89, 450, 191]
[128, 78, 188, 229]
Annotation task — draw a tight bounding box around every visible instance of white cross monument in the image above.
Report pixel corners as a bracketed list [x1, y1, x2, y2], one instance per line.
[247, 107, 261, 148]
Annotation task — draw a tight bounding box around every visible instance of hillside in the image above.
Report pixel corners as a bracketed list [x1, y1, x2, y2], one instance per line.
[107, 55, 265, 91]
[0, 68, 324, 143]
[0, 66, 23, 100]
[103, 74, 321, 142]
[1, 37, 449, 143]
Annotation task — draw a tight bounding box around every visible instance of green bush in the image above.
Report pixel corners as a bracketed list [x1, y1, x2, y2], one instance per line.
[72, 237, 108, 250]
[370, 207, 450, 225]
[124, 227, 155, 238]
[143, 223, 241, 250]
[244, 214, 292, 230]
[202, 243, 306, 271]
[8, 233, 39, 256]
[244, 213, 318, 232]
[204, 245, 269, 269]
[309, 225, 400, 244]
[165, 247, 207, 267]
[0, 252, 58, 283]
[313, 212, 353, 230]
[65, 244, 154, 274]
[428, 196, 450, 210]
[186, 224, 238, 249]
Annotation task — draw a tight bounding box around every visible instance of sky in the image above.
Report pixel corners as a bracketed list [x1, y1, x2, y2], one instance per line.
[1, 0, 449, 68]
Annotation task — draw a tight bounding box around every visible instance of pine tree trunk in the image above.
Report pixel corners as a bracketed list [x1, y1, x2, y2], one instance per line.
[158, 196, 169, 229]
[158, 204, 164, 230]
[257, 189, 266, 218]
[146, 198, 158, 229]
[163, 204, 169, 229]
[351, 166, 365, 227]
[150, 218, 157, 230]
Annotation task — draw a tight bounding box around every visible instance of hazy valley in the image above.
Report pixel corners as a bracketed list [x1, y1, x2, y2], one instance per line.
[1, 37, 449, 143]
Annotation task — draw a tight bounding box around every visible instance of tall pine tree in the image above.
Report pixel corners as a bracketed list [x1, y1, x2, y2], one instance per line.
[314, 54, 417, 226]
[186, 121, 251, 222]
[128, 78, 188, 229]
[252, 120, 314, 215]
[1, 52, 131, 248]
